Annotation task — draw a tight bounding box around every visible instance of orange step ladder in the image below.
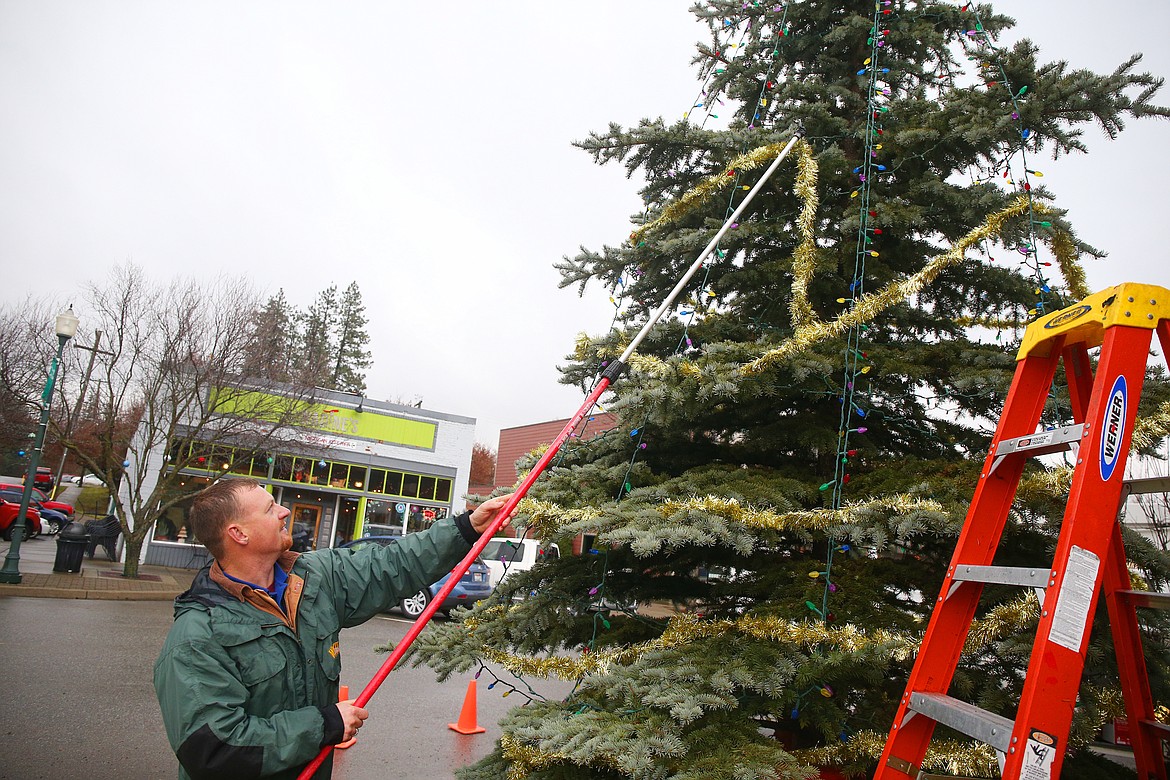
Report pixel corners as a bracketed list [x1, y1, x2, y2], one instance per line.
[876, 283, 1170, 780]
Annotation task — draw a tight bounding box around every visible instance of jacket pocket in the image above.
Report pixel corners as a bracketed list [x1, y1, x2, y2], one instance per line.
[222, 627, 291, 712]
[317, 632, 342, 683]
[236, 645, 288, 687]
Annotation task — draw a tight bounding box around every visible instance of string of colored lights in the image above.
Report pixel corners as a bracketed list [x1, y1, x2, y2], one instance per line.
[804, 0, 893, 633]
[958, 3, 1054, 320]
[957, 3, 1080, 431]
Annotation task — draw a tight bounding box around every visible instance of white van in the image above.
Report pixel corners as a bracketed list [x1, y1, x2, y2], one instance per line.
[480, 537, 560, 587]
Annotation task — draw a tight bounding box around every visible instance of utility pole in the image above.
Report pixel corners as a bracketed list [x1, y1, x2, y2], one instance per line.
[51, 331, 113, 500]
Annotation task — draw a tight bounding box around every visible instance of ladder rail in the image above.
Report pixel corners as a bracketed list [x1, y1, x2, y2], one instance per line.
[876, 341, 1066, 776]
[876, 283, 1170, 780]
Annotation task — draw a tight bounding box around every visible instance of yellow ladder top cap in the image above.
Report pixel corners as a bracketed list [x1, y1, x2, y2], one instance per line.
[1017, 282, 1170, 360]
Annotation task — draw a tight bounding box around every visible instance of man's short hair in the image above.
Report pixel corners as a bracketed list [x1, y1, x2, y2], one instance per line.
[189, 478, 260, 560]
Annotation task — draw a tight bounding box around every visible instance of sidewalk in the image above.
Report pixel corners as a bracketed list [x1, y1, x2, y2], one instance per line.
[0, 533, 190, 601]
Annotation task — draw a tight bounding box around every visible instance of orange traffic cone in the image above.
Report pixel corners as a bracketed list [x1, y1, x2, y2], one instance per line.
[447, 679, 486, 734]
[336, 685, 357, 749]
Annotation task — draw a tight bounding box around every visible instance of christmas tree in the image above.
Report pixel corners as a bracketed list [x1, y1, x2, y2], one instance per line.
[415, 2, 1170, 777]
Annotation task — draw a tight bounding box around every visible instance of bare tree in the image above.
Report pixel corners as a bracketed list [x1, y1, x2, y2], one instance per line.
[1131, 437, 1170, 551]
[60, 265, 320, 577]
[0, 297, 79, 476]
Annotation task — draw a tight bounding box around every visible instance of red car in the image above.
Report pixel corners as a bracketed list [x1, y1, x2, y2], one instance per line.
[0, 499, 41, 541]
[0, 483, 73, 516]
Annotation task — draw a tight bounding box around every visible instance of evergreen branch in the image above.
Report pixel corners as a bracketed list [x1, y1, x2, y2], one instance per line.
[1131, 400, 1170, 451]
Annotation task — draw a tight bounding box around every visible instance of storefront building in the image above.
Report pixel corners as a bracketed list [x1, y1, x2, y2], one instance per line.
[137, 387, 476, 569]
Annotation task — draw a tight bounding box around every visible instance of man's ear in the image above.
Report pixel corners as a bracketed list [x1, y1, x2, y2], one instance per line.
[225, 523, 249, 545]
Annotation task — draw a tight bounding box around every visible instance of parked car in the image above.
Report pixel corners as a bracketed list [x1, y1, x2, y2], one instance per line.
[0, 488, 68, 535]
[290, 522, 314, 552]
[0, 499, 42, 541]
[70, 473, 106, 487]
[0, 483, 74, 517]
[29, 467, 54, 490]
[338, 535, 493, 617]
[480, 537, 560, 587]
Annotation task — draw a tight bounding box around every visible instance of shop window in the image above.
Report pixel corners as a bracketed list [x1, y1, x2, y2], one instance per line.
[418, 476, 436, 501]
[367, 469, 386, 494]
[435, 479, 452, 503]
[151, 476, 212, 544]
[406, 503, 442, 533]
[291, 458, 312, 483]
[210, 446, 233, 472]
[329, 462, 350, 488]
[402, 473, 419, 498]
[273, 455, 293, 482]
[230, 449, 254, 475]
[250, 452, 271, 477]
[335, 498, 358, 545]
[190, 442, 213, 469]
[364, 499, 405, 536]
[383, 470, 403, 496]
[348, 466, 366, 490]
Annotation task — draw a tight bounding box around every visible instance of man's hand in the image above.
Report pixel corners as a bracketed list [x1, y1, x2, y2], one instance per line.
[336, 700, 369, 742]
[469, 493, 515, 534]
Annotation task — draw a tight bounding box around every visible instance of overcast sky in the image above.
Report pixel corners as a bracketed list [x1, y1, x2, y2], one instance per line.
[2, 1, 1167, 450]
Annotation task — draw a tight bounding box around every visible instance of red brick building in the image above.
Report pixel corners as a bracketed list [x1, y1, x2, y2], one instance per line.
[468, 412, 620, 549]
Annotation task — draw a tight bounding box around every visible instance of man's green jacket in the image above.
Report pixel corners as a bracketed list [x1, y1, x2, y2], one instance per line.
[154, 515, 476, 779]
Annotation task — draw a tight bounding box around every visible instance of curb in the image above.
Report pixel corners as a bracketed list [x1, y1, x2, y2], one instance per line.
[0, 584, 183, 601]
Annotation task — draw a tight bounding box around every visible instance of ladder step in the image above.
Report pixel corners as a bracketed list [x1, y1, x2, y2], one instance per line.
[988, 423, 1084, 476]
[1118, 590, 1170, 610]
[908, 692, 1013, 753]
[1123, 475, 1170, 496]
[951, 565, 1050, 588]
[1141, 719, 1170, 740]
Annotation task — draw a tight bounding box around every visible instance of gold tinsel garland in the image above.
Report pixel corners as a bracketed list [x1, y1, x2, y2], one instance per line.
[516, 493, 946, 542]
[630, 141, 803, 243]
[742, 196, 1044, 375]
[476, 598, 1047, 683]
[795, 731, 1000, 777]
[1049, 227, 1090, 301]
[658, 493, 944, 532]
[963, 594, 1039, 653]
[1131, 401, 1170, 450]
[787, 140, 821, 330]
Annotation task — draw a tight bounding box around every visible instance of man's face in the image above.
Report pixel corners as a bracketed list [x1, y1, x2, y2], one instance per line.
[236, 485, 293, 555]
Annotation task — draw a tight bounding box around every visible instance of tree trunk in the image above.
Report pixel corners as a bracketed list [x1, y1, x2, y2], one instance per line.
[121, 537, 142, 578]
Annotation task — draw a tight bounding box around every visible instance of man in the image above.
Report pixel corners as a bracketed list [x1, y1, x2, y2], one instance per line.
[154, 477, 513, 779]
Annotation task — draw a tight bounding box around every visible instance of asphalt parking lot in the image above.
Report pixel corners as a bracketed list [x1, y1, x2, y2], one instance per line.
[0, 595, 573, 779]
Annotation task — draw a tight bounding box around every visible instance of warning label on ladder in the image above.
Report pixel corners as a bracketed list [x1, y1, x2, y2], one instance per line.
[1021, 729, 1058, 780]
[1048, 545, 1100, 652]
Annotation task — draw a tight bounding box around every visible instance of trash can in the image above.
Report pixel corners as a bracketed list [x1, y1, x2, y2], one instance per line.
[53, 520, 90, 573]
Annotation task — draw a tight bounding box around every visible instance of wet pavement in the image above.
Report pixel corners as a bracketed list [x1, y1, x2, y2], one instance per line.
[0, 505, 575, 779]
[0, 595, 574, 779]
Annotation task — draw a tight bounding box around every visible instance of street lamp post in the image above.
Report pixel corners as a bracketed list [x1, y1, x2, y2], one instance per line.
[50, 330, 111, 500]
[0, 307, 80, 584]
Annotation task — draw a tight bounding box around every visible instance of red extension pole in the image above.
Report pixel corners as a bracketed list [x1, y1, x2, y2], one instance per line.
[297, 135, 797, 779]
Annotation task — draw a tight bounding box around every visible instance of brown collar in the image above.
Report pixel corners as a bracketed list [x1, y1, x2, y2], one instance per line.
[210, 550, 303, 628]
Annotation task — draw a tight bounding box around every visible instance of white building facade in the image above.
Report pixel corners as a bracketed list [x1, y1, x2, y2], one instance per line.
[134, 387, 475, 569]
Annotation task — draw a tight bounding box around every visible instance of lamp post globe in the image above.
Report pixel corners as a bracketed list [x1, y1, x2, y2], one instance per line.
[0, 307, 79, 584]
